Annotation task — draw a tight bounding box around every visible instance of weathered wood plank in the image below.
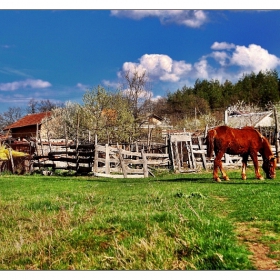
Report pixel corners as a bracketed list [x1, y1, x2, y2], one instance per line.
[93, 172, 144, 178]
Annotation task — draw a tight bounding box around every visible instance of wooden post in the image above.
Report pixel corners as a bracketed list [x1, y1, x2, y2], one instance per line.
[141, 149, 149, 178]
[189, 138, 196, 169]
[174, 140, 181, 172]
[186, 141, 192, 168]
[93, 134, 98, 173]
[105, 144, 110, 175]
[76, 147, 79, 172]
[168, 135, 175, 171]
[180, 142, 184, 167]
[224, 108, 228, 125]
[274, 107, 280, 163]
[64, 123, 69, 168]
[39, 129, 44, 156]
[198, 136, 207, 170]
[8, 148, 14, 174]
[35, 123, 39, 155]
[117, 145, 127, 178]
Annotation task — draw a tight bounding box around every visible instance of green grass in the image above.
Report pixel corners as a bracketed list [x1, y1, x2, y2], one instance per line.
[0, 168, 279, 270]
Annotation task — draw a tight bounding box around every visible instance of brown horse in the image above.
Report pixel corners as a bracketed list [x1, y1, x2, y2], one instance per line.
[206, 125, 276, 182]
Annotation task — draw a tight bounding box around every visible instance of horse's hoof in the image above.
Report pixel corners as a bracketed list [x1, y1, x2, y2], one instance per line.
[242, 176, 247, 180]
[214, 178, 221, 182]
[224, 176, 230, 181]
[258, 177, 264, 180]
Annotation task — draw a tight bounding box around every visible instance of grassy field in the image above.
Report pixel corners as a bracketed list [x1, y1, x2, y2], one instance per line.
[0, 168, 280, 270]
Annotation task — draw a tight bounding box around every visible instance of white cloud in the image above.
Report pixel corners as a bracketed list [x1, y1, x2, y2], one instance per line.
[151, 95, 165, 102]
[211, 51, 230, 66]
[0, 79, 52, 91]
[102, 80, 122, 89]
[111, 10, 208, 28]
[205, 42, 280, 81]
[76, 83, 89, 91]
[211, 42, 235, 50]
[193, 59, 210, 80]
[120, 54, 192, 83]
[230, 44, 280, 72]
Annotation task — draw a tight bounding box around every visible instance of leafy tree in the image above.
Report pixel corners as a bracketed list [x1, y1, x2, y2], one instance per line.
[82, 86, 135, 143]
[193, 79, 224, 110]
[234, 70, 280, 108]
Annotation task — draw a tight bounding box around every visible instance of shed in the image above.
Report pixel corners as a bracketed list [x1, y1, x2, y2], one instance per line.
[226, 110, 274, 128]
[3, 112, 52, 140]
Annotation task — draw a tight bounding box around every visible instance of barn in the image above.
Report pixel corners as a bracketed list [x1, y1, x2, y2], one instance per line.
[3, 111, 52, 140]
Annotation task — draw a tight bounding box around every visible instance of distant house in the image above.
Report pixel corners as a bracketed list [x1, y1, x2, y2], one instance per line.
[141, 114, 172, 129]
[226, 110, 274, 128]
[3, 112, 52, 140]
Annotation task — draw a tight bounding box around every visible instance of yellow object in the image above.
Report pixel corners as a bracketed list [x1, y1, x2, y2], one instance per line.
[0, 145, 28, 161]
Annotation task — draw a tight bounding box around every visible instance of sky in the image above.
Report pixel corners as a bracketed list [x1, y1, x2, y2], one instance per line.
[1, 3, 280, 113]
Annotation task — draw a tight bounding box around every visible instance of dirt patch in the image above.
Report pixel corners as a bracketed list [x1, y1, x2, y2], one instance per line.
[236, 222, 279, 270]
[212, 196, 228, 202]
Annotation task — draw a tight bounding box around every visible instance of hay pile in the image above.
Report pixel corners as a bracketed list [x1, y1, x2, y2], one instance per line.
[0, 145, 28, 161]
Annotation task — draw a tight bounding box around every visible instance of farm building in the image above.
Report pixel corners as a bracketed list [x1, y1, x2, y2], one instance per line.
[225, 110, 274, 128]
[3, 111, 52, 140]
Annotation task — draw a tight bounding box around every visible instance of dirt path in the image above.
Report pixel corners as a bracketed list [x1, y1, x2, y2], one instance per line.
[236, 222, 279, 270]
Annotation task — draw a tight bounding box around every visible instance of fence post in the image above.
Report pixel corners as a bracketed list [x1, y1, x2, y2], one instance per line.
[168, 135, 175, 171]
[198, 136, 207, 170]
[8, 148, 14, 174]
[174, 140, 181, 172]
[188, 138, 196, 169]
[105, 144, 110, 175]
[118, 146, 127, 178]
[93, 134, 98, 173]
[274, 107, 280, 163]
[141, 149, 149, 178]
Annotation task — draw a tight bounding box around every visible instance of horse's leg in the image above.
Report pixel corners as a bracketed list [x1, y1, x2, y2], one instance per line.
[241, 154, 249, 180]
[250, 152, 264, 180]
[213, 151, 229, 182]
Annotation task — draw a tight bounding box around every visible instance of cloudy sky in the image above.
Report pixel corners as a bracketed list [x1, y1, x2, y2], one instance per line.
[0, 4, 280, 112]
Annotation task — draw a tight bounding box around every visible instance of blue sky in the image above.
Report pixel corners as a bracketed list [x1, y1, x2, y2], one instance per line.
[1, 6, 280, 113]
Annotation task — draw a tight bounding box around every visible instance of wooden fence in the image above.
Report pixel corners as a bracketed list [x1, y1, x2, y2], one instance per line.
[31, 141, 170, 178]
[93, 143, 170, 178]
[4, 132, 277, 177]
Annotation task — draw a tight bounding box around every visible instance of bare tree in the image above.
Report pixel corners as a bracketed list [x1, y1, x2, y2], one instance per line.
[0, 106, 24, 131]
[38, 99, 61, 112]
[27, 98, 39, 114]
[122, 68, 152, 124]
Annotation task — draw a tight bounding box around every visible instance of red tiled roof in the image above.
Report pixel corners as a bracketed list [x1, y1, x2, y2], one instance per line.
[3, 112, 52, 130]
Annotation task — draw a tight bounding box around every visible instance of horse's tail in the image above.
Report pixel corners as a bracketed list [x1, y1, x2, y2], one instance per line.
[206, 129, 216, 159]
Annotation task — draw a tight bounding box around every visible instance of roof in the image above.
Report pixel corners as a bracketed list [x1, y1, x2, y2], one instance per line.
[227, 111, 273, 128]
[3, 111, 52, 130]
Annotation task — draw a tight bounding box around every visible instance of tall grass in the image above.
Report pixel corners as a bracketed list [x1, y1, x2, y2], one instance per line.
[0, 168, 279, 270]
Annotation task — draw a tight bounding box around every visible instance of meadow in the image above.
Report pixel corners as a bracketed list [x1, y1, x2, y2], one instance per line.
[0, 168, 279, 270]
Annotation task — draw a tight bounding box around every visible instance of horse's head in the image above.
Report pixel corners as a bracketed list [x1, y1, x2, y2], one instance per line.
[262, 156, 276, 179]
